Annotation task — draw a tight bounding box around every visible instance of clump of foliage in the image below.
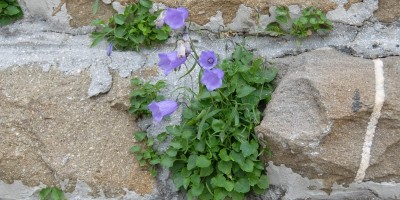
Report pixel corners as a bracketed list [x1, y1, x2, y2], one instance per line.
[266, 6, 333, 39]
[129, 78, 166, 118]
[39, 187, 65, 200]
[91, 0, 171, 51]
[131, 45, 276, 199]
[0, 0, 23, 26]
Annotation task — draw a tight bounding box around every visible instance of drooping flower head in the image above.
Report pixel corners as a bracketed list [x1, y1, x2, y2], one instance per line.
[199, 50, 217, 70]
[182, 32, 192, 55]
[158, 51, 187, 75]
[106, 42, 113, 56]
[148, 100, 179, 122]
[177, 40, 186, 58]
[155, 10, 166, 29]
[164, 7, 188, 30]
[201, 68, 224, 91]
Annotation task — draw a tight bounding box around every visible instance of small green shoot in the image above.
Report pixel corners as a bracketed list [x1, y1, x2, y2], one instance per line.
[266, 6, 333, 39]
[90, 0, 171, 51]
[39, 187, 65, 200]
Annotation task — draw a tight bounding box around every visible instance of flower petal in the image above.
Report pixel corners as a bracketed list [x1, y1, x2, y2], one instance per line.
[148, 100, 178, 122]
[164, 8, 188, 30]
[201, 68, 224, 91]
[199, 51, 217, 70]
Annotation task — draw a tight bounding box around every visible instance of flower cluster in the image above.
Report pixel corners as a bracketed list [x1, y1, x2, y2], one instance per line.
[149, 7, 224, 122]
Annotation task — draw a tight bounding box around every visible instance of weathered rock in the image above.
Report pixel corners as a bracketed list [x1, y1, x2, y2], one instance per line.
[374, 0, 400, 23]
[0, 67, 154, 199]
[256, 48, 400, 199]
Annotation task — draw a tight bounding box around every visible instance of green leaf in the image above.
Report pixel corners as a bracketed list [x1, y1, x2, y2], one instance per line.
[240, 158, 254, 172]
[219, 149, 230, 161]
[130, 145, 142, 153]
[234, 178, 250, 193]
[114, 26, 126, 38]
[217, 161, 232, 174]
[237, 85, 256, 98]
[229, 191, 245, 200]
[166, 125, 181, 137]
[187, 155, 198, 170]
[160, 156, 174, 168]
[211, 119, 225, 132]
[156, 132, 167, 142]
[0, 2, 8, 9]
[134, 131, 147, 142]
[51, 187, 64, 200]
[139, 0, 152, 8]
[224, 181, 235, 192]
[166, 149, 177, 157]
[257, 175, 269, 189]
[170, 140, 182, 149]
[191, 174, 201, 185]
[200, 166, 214, 177]
[230, 151, 245, 165]
[211, 173, 226, 187]
[156, 31, 168, 40]
[240, 140, 258, 157]
[39, 188, 52, 200]
[182, 129, 194, 139]
[190, 183, 204, 196]
[214, 188, 228, 200]
[5, 5, 20, 15]
[195, 140, 205, 152]
[93, 0, 99, 14]
[173, 173, 184, 189]
[276, 15, 288, 24]
[114, 14, 125, 25]
[196, 155, 211, 168]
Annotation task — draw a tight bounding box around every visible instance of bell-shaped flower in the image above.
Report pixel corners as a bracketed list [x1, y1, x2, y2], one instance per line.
[106, 42, 113, 56]
[158, 51, 187, 75]
[164, 7, 189, 30]
[201, 68, 224, 91]
[155, 10, 166, 29]
[148, 100, 179, 122]
[199, 50, 217, 70]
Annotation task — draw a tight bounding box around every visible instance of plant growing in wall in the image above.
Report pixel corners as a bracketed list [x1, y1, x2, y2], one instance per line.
[0, 0, 23, 26]
[90, 0, 171, 51]
[128, 4, 277, 199]
[266, 6, 333, 39]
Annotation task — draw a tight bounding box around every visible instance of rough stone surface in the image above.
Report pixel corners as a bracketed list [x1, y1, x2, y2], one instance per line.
[374, 0, 400, 23]
[256, 48, 400, 198]
[0, 67, 154, 198]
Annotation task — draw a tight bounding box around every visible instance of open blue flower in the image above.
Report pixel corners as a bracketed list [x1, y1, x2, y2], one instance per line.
[158, 51, 187, 75]
[106, 42, 113, 56]
[148, 100, 179, 122]
[199, 50, 217, 70]
[164, 7, 188, 30]
[201, 68, 224, 91]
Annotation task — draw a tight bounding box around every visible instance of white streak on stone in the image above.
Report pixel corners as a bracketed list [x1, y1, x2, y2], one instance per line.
[354, 59, 385, 183]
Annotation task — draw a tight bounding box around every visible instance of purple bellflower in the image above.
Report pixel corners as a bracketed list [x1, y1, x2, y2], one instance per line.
[158, 51, 187, 75]
[164, 7, 189, 30]
[106, 42, 113, 56]
[199, 50, 217, 70]
[201, 68, 224, 91]
[148, 100, 179, 122]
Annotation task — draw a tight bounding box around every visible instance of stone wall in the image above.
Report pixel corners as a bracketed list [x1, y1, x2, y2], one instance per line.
[1, 0, 399, 199]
